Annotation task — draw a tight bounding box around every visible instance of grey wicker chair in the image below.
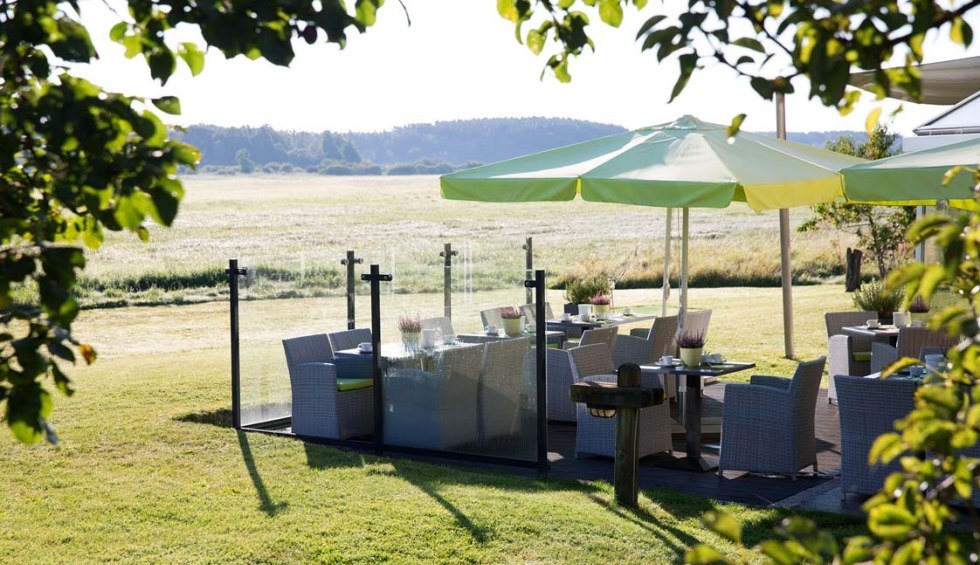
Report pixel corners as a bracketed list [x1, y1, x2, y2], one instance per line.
[520, 303, 555, 325]
[383, 344, 485, 451]
[479, 337, 530, 444]
[835, 375, 917, 498]
[282, 334, 373, 439]
[421, 316, 454, 338]
[826, 311, 876, 403]
[870, 327, 958, 373]
[563, 325, 619, 351]
[480, 307, 506, 329]
[615, 315, 679, 400]
[327, 328, 372, 356]
[547, 327, 619, 421]
[719, 356, 826, 479]
[569, 344, 672, 458]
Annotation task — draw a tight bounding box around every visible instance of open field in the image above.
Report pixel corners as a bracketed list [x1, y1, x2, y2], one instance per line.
[77, 174, 856, 308]
[2, 285, 865, 563]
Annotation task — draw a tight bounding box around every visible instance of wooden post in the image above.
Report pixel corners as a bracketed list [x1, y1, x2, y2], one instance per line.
[614, 363, 642, 507]
[522, 237, 533, 305]
[340, 250, 362, 330]
[845, 248, 863, 292]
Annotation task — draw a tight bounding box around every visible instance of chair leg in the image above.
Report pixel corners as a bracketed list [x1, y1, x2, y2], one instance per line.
[791, 472, 797, 482]
[813, 461, 819, 474]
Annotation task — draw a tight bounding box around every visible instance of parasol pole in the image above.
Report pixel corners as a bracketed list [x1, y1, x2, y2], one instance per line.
[662, 208, 672, 317]
[776, 92, 796, 358]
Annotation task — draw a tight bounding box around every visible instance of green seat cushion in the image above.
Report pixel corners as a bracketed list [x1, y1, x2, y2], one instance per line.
[852, 351, 872, 362]
[337, 378, 373, 391]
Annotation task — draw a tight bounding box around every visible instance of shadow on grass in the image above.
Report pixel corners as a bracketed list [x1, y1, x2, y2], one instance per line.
[237, 431, 288, 517]
[174, 407, 233, 428]
[587, 490, 698, 562]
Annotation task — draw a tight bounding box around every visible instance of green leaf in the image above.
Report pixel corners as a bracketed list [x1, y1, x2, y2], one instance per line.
[148, 49, 177, 84]
[151, 96, 182, 115]
[726, 113, 747, 140]
[758, 540, 796, 565]
[598, 0, 623, 27]
[869, 432, 904, 464]
[669, 52, 697, 102]
[842, 536, 875, 565]
[109, 22, 128, 42]
[178, 43, 205, 76]
[951, 17, 973, 46]
[942, 165, 965, 186]
[498, 0, 519, 22]
[635, 15, 666, 39]
[355, 0, 383, 26]
[701, 509, 741, 544]
[732, 37, 765, 52]
[750, 76, 775, 99]
[868, 504, 916, 541]
[865, 107, 882, 137]
[684, 545, 731, 565]
[527, 29, 546, 55]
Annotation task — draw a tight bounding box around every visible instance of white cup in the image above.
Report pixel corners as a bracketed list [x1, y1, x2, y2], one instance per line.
[660, 355, 674, 365]
[866, 319, 880, 329]
[704, 353, 724, 364]
[908, 365, 926, 376]
[485, 325, 497, 334]
[577, 304, 593, 320]
[421, 328, 436, 349]
[623, 306, 631, 316]
[357, 342, 372, 353]
[924, 354, 946, 373]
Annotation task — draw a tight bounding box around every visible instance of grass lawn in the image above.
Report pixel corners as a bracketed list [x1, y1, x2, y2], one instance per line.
[2, 284, 867, 563]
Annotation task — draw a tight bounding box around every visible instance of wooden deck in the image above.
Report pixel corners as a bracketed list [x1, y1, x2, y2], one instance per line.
[543, 381, 842, 506]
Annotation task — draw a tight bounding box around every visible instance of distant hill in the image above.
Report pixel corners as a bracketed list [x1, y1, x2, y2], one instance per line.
[176, 119, 882, 175]
[346, 118, 627, 165]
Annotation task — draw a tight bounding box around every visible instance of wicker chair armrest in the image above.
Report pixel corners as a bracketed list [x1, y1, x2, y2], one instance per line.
[748, 375, 792, 390]
[296, 362, 338, 386]
[724, 382, 790, 414]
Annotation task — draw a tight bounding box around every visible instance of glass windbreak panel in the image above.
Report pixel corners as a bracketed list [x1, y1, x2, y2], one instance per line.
[376, 241, 539, 461]
[237, 251, 374, 438]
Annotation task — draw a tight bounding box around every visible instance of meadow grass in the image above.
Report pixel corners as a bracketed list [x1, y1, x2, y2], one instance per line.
[76, 174, 856, 308]
[2, 285, 865, 563]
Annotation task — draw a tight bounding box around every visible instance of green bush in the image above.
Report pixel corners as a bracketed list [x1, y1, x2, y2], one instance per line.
[851, 278, 904, 318]
[563, 277, 612, 304]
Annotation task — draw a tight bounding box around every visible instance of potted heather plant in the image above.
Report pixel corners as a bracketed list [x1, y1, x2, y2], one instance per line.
[676, 330, 706, 367]
[499, 307, 523, 337]
[909, 296, 931, 326]
[397, 316, 422, 351]
[589, 294, 611, 319]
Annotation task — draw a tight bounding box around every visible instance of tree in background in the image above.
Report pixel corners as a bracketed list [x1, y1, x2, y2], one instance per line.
[235, 149, 256, 174]
[798, 125, 916, 278]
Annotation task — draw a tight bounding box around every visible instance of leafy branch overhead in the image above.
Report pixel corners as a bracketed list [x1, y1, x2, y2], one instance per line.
[500, 0, 980, 121]
[0, 0, 386, 444]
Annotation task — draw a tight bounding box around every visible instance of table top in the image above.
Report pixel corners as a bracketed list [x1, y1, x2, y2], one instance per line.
[640, 361, 755, 377]
[842, 324, 901, 337]
[456, 330, 563, 342]
[547, 313, 656, 329]
[335, 341, 481, 360]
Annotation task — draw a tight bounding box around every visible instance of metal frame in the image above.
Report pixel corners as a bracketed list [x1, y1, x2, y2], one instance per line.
[341, 250, 363, 330]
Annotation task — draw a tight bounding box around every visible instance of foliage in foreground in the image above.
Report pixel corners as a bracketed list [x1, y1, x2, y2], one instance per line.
[687, 182, 980, 563]
[0, 0, 382, 443]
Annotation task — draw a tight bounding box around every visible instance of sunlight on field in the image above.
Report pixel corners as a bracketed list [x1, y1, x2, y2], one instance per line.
[83, 175, 855, 306]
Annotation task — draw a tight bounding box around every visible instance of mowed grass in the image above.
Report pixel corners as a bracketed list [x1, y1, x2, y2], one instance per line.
[1, 285, 865, 563]
[76, 174, 856, 307]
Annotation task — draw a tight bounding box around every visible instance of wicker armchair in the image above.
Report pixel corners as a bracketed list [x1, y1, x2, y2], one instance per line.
[825, 311, 875, 403]
[719, 357, 826, 479]
[421, 316, 454, 338]
[480, 307, 506, 329]
[383, 344, 485, 451]
[327, 328, 372, 356]
[870, 327, 958, 373]
[568, 344, 672, 459]
[282, 334, 373, 439]
[562, 326, 619, 351]
[520, 303, 555, 325]
[615, 315, 679, 400]
[479, 338, 530, 444]
[835, 375, 917, 498]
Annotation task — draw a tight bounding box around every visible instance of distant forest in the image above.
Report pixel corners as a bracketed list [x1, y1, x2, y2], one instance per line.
[176, 118, 878, 176]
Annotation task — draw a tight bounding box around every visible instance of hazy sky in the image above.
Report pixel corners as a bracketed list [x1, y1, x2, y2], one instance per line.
[74, 1, 980, 135]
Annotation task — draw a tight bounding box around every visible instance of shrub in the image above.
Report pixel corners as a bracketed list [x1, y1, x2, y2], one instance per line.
[852, 279, 904, 317]
[563, 277, 612, 304]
